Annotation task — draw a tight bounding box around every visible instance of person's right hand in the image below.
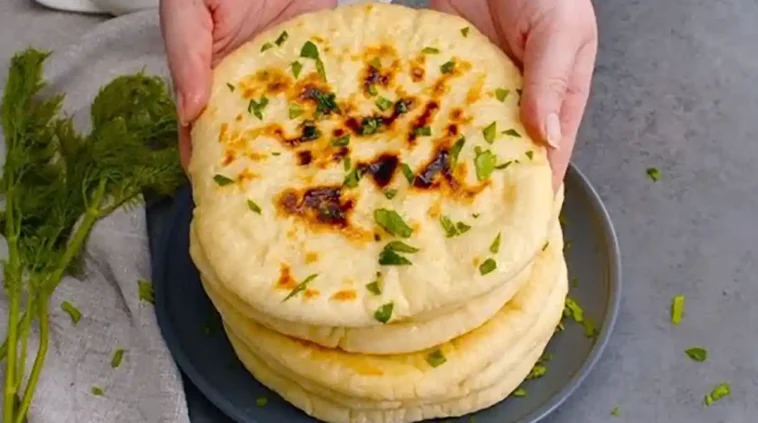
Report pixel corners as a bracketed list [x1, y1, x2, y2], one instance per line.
[159, 0, 337, 170]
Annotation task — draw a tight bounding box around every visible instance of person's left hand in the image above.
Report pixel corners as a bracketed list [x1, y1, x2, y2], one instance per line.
[430, 0, 598, 189]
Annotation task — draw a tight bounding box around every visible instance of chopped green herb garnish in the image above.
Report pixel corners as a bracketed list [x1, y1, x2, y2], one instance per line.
[495, 161, 512, 170]
[366, 276, 382, 295]
[671, 295, 685, 325]
[283, 274, 318, 302]
[526, 150, 534, 160]
[367, 84, 378, 96]
[472, 213, 480, 219]
[213, 174, 234, 186]
[376, 96, 393, 111]
[384, 241, 419, 253]
[138, 280, 155, 304]
[450, 137, 465, 165]
[291, 61, 303, 78]
[111, 349, 125, 368]
[440, 60, 455, 74]
[91, 386, 104, 396]
[512, 387, 527, 397]
[331, 134, 350, 147]
[369, 57, 382, 69]
[343, 156, 351, 172]
[440, 217, 457, 237]
[374, 209, 413, 238]
[495, 88, 509, 102]
[374, 302, 394, 323]
[647, 167, 660, 182]
[271, 152, 281, 156]
[542, 241, 549, 251]
[426, 349, 447, 367]
[461, 27, 470, 37]
[256, 397, 268, 407]
[479, 258, 496, 275]
[378, 248, 412, 266]
[474, 148, 497, 181]
[300, 41, 320, 59]
[527, 363, 547, 379]
[422, 47, 440, 54]
[288, 104, 304, 119]
[482, 122, 497, 143]
[247, 199, 262, 214]
[540, 353, 554, 362]
[564, 297, 584, 322]
[401, 163, 414, 183]
[685, 347, 707, 362]
[360, 117, 382, 135]
[413, 126, 431, 137]
[384, 189, 398, 199]
[260, 42, 273, 52]
[489, 233, 501, 254]
[248, 96, 269, 120]
[226, 83, 235, 92]
[502, 128, 521, 137]
[343, 166, 363, 188]
[61, 301, 81, 325]
[583, 319, 598, 338]
[275, 31, 289, 46]
[704, 383, 730, 407]
[611, 407, 620, 416]
[456, 222, 471, 234]
[315, 58, 327, 82]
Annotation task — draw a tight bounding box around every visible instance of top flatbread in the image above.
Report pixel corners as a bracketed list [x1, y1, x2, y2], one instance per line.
[189, 3, 554, 326]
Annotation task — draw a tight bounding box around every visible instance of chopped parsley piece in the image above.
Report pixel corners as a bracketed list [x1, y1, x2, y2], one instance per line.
[367, 84, 378, 96]
[91, 386, 104, 396]
[375, 96, 393, 111]
[300, 41, 320, 59]
[611, 407, 620, 416]
[260, 42, 273, 52]
[247, 199, 262, 214]
[472, 213, 480, 219]
[138, 280, 155, 304]
[461, 27, 470, 37]
[426, 349, 447, 367]
[366, 275, 382, 295]
[542, 241, 550, 251]
[379, 249, 412, 266]
[226, 83, 235, 92]
[374, 209, 413, 238]
[275, 31, 289, 46]
[384, 241, 419, 253]
[291, 61, 303, 78]
[527, 363, 547, 380]
[474, 147, 497, 181]
[343, 156, 351, 172]
[331, 134, 350, 147]
[671, 295, 685, 325]
[495, 88, 510, 102]
[111, 349, 125, 368]
[704, 383, 730, 407]
[61, 301, 81, 325]
[400, 163, 414, 183]
[315, 60, 327, 82]
[395, 99, 410, 114]
[413, 126, 432, 137]
[360, 117, 382, 135]
[300, 121, 321, 140]
[583, 319, 598, 338]
[440, 60, 455, 74]
[489, 233, 501, 254]
[457, 222, 471, 234]
[564, 297, 585, 322]
[512, 387, 527, 397]
[369, 57, 382, 69]
[343, 167, 363, 188]
[213, 174, 234, 186]
[685, 347, 707, 362]
[283, 274, 318, 302]
[502, 128, 521, 137]
[271, 152, 281, 157]
[374, 302, 394, 323]
[526, 150, 534, 160]
[483, 121, 497, 143]
[304, 87, 340, 116]
[440, 216, 470, 238]
[288, 104, 305, 119]
[384, 189, 398, 199]
[479, 258, 496, 275]
[450, 137, 465, 165]
[248, 96, 269, 120]
[422, 47, 440, 54]
[495, 161, 512, 170]
[540, 353, 554, 362]
[256, 397, 268, 407]
[647, 167, 660, 182]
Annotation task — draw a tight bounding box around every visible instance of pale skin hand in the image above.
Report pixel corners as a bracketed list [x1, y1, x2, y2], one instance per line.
[160, 0, 597, 188]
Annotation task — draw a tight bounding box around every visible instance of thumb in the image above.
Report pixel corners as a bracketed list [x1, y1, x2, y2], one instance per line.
[519, 14, 585, 150]
[159, 0, 213, 125]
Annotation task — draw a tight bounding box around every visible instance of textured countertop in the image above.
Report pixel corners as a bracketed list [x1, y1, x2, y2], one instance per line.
[2, 0, 757, 422]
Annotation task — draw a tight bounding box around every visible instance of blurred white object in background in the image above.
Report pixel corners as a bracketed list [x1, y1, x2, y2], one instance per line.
[33, 0, 392, 16]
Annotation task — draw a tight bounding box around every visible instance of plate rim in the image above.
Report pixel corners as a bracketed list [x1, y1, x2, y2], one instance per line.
[152, 163, 622, 423]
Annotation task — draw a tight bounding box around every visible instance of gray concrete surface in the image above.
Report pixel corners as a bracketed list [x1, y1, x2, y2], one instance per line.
[2, 0, 757, 422]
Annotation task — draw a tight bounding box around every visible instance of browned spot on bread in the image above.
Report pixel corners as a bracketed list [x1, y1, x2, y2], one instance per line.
[311, 35, 326, 44]
[305, 252, 319, 264]
[240, 68, 294, 99]
[410, 55, 426, 82]
[304, 289, 320, 300]
[236, 168, 258, 186]
[260, 121, 322, 148]
[276, 265, 296, 290]
[332, 146, 349, 164]
[427, 58, 472, 99]
[412, 144, 488, 200]
[235, 114, 243, 122]
[409, 100, 439, 143]
[297, 150, 313, 166]
[218, 123, 229, 143]
[428, 201, 442, 219]
[342, 97, 415, 137]
[356, 153, 399, 188]
[466, 75, 486, 104]
[331, 289, 357, 302]
[447, 124, 459, 137]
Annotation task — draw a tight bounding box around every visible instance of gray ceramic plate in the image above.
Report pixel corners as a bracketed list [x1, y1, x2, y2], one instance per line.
[152, 164, 621, 423]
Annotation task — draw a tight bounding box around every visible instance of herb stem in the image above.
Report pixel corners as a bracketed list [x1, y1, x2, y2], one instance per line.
[14, 297, 49, 423]
[15, 292, 33, 391]
[3, 182, 21, 423]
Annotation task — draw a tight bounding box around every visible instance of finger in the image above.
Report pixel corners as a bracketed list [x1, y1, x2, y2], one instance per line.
[160, 0, 213, 125]
[547, 39, 597, 189]
[178, 124, 192, 172]
[519, 8, 588, 150]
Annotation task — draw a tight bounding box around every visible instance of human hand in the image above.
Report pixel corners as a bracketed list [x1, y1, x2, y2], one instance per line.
[159, 0, 338, 169]
[429, 0, 598, 189]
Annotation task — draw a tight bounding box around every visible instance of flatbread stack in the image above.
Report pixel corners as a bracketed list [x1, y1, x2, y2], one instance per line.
[187, 3, 568, 422]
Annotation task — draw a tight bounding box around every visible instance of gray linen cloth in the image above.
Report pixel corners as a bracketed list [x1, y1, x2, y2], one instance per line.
[0, 11, 190, 423]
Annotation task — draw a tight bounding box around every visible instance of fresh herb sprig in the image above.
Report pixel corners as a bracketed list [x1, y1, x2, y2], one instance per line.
[0, 48, 185, 423]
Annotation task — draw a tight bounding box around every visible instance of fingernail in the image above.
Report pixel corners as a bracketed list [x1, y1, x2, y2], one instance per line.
[545, 113, 561, 149]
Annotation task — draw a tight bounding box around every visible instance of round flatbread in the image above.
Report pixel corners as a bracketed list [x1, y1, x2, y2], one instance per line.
[205, 221, 567, 403]
[189, 3, 554, 327]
